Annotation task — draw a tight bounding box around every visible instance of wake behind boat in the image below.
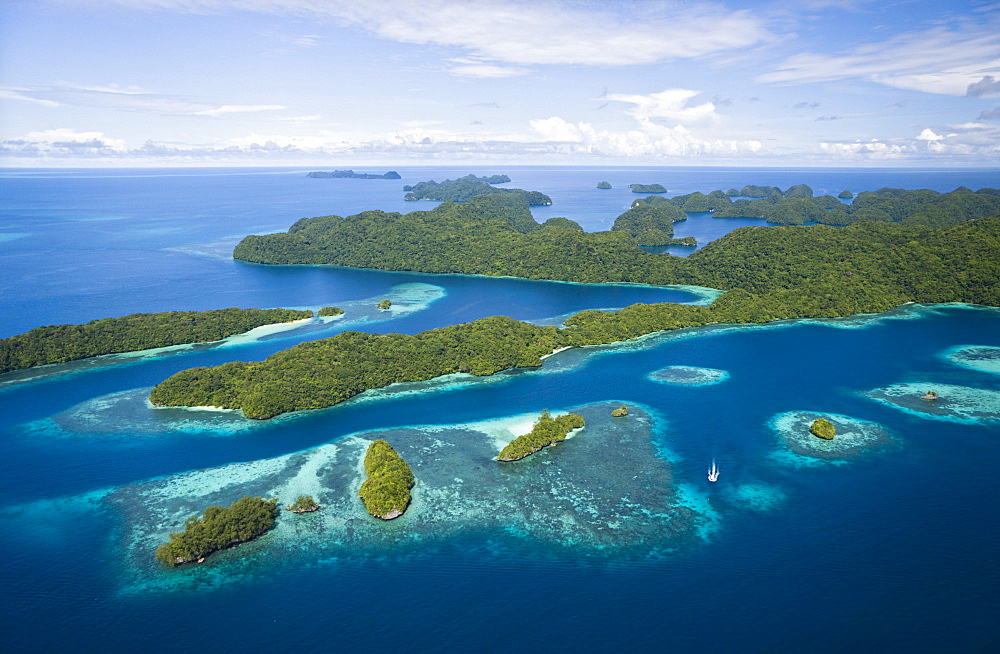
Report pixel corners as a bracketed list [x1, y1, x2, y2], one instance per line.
[708, 460, 720, 482]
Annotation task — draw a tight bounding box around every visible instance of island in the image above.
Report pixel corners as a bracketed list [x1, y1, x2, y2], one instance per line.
[147, 192, 1000, 420]
[377, 299, 391, 310]
[0, 307, 314, 375]
[629, 183, 667, 194]
[921, 390, 939, 400]
[286, 495, 322, 513]
[318, 306, 344, 317]
[809, 417, 836, 439]
[611, 196, 687, 246]
[839, 190, 854, 199]
[154, 495, 280, 566]
[401, 174, 551, 205]
[359, 439, 414, 520]
[597, 181, 612, 189]
[307, 170, 401, 179]
[498, 410, 586, 461]
[612, 405, 628, 417]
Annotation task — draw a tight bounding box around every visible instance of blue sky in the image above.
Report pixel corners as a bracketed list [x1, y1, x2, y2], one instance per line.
[1, 0, 998, 166]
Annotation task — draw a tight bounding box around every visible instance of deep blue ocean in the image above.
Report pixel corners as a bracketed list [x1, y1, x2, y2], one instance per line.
[2, 166, 999, 652]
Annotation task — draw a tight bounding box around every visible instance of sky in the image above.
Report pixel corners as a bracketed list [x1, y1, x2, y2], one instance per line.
[1, 0, 999, 167]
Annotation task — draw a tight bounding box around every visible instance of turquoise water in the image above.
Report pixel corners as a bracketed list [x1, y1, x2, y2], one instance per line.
[2, 167, 999, 651]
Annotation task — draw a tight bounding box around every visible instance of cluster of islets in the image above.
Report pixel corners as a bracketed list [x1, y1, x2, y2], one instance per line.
[121, 402, 710, 585]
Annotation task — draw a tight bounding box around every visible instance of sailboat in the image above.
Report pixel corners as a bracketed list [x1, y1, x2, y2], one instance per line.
[708, 460, 720, 482]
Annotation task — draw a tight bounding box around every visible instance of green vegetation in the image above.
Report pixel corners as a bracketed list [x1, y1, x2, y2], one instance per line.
[498, 411, 586, 461]
[0, 307, 313, 374]
[401, 174, 550, 205]
[377, 299, 392, 310]
[148, 185, 1000, 421]
[810, 418, 836, 440]
[150, 316, 563, 419]
[359, 439, 414, 519]
[629, 183, 667, 194]
[318, 306, 344, 317]
[712, 186, 1000, 227]
[838, 190, 853, 199]
[154, 495, 279, 567]
[597, 181, 612, 189]
[286, 495, 321, 512]
[612, 196, 687, 245]
[612, 405, 628, 417]
[307, 170, 401, 179]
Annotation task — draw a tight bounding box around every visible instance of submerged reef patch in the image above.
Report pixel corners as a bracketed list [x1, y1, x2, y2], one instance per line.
[770, 411, 895, 462]
[942, 345, 1000, 375]
[863, 383, 1000, 424]
[103, 402, 713, 592]
[648, 365, 729, 386]
[723, 483, 787, 512]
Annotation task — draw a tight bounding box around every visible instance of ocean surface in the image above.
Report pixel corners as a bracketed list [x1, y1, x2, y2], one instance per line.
[1, 166, 999, 652]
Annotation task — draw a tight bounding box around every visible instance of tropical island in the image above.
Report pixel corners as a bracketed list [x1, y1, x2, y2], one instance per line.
[0, 307, 314, 374]
[359, 439, 414, 520]
[401, 174, 551, 205]
[498, 411, 586, 461]
[141, 185, 1000, 420]
[597, 181, 612, 189]
[629, 183, 667, 193]
[307, 170, 401, 179]
[154, 495, 280, 566]
[286, 495, 322, 513]
[810, 417, 836, 440]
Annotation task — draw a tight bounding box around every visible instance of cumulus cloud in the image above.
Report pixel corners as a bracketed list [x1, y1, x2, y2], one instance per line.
[529, 115, 761, 158]
[820, 124, 1000, 160]
[1, 129, 129, 157]
[606, 89, 718, 124]
[761, 18, 1000, 96]
[979, 107, 1000, 120]
[73, 0, 771, 69]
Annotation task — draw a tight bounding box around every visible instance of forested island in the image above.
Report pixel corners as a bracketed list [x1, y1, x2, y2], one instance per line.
[359, 439, 414, 520]
[155, 191, 1000, 419]
[307, 170, 401, 179]
[154, 495, 280, 566]
[0, 307, 313, 374]
[629, 183, 667, 193]
[402, 174, 551, 205]
[498, 411, 586, 461]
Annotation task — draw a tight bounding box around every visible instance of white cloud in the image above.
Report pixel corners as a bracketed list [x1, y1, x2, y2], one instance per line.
[71, 0, 771, 69]
[606, 89, 718, 124]
[761, 18, 1000, 96]
[447, 61, 528, 78]
[916, 128, 943, 141]
[0, 88, 60, 107]
[529, 115, 761, 158]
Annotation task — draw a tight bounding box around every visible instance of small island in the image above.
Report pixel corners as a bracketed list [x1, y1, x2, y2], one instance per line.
[809, 417, 836, 440]
[402, 174, 551, 205]
[359, 439, 414, 520]
[838, 190, 854, 199]
[377, 299, 392, 310]
[921, 390, 939, 400]
[0, 307, 314, 375]
[286, 495, 322, 513]
[318, 306, 344, 317]
[307, 170, 401, 179]
[498, 410, 586, 462]
[154, 495, 280, 567]
[628, 183, 667, 194]
[612, 405, 628, 417]
[597, 181, 612, 189]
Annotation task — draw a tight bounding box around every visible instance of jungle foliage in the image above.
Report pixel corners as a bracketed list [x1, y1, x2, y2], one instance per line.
[497, 411, 586, 462]
[401, 174, 550, 205]
[149, 315, 564, 419]
[154, 495, 279, 566]
[810, 418, 836, 440]
[359, 439, 414, 519]
[629, 183, 667, 193]
[0, 308, 313, 374]
[317, 306, 344, 317]
[612, 196, 688, 245]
